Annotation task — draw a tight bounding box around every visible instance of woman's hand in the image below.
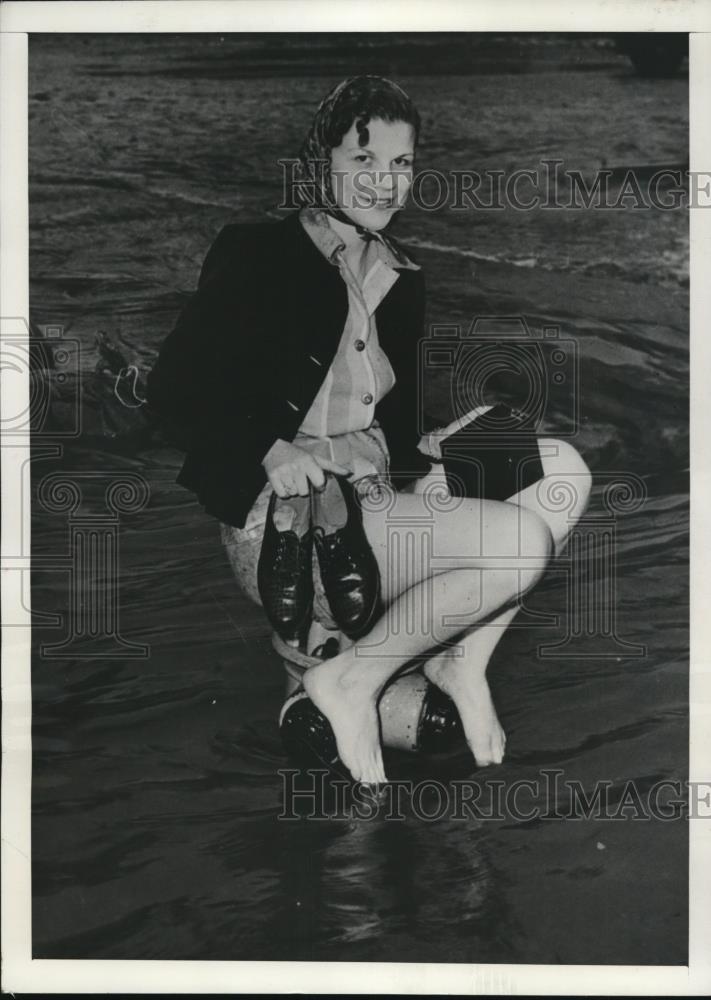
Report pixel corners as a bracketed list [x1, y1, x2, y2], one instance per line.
[262, 439, 349, 498]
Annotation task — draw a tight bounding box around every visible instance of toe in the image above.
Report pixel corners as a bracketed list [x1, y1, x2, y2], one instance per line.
[339, 748, 362, 783]
[470, 739, 494, 766]
[492, 728, 506, 764]
[365, 757, 383, 787]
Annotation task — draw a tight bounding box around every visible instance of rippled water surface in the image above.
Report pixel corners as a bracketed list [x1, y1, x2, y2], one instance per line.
[30, 34, 688, 964]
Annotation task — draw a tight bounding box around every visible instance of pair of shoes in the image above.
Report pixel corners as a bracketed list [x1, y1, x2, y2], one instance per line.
[257, 491, 313, 643]
[257, 476, 382, 644]
[311, 475, 382, 640]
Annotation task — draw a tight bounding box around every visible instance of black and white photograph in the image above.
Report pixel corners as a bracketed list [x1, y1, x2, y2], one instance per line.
[1, 1, 709, 994]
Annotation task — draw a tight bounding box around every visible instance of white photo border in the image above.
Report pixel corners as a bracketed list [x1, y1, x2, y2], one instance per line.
[2, 1, 709, 994]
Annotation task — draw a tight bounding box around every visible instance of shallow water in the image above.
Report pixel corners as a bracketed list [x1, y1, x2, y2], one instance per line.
[29, 34, 688, 964]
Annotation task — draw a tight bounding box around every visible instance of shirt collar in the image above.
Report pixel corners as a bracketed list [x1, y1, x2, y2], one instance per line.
[298, 206, 421, 272]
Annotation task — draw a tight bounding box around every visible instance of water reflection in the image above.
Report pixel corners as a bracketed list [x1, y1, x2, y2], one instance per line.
[266, 776, 502, 960]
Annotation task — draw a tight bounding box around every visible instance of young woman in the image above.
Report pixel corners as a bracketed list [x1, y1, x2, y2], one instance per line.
[147, 76, 591, 786]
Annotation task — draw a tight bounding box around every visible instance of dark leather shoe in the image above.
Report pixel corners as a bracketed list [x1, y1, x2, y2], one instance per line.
[311, 475, 382, 639]
[257, 491, 313, 643]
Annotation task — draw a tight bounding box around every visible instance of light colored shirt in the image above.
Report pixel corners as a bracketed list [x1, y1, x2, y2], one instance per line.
[289, 207, 421, 479]
[241, 209, 422, 534]
[297, 207, 420, 440]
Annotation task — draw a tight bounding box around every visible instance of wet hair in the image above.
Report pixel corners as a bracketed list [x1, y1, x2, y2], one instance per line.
[293, 75, 420, 210]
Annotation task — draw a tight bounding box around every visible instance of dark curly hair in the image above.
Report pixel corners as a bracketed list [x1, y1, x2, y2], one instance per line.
[293, 75, 421, 211]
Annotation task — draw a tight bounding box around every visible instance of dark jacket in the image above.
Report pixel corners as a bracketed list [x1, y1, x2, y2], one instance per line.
[146, 209, 433, 527]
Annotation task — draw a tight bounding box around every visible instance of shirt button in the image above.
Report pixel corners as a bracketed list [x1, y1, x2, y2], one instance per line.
[354, 339, 365, 352]
[362, 392, 374, 405]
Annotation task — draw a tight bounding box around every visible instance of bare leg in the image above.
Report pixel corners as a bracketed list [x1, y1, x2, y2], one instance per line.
[303, 493, 553, 783]
[423, 606, 518, 765]
[422, 439, 592, 763]
[515, 439, 593, 557]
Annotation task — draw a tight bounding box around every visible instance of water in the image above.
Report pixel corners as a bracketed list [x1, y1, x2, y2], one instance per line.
[29, 34, 688, 964]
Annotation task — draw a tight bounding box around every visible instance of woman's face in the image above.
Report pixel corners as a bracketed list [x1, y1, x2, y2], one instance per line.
[329, 117, 415, 231]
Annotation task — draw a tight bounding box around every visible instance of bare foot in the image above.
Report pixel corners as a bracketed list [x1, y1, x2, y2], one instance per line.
[424, 650, 506, 766]
[302, 654, 387, 785]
